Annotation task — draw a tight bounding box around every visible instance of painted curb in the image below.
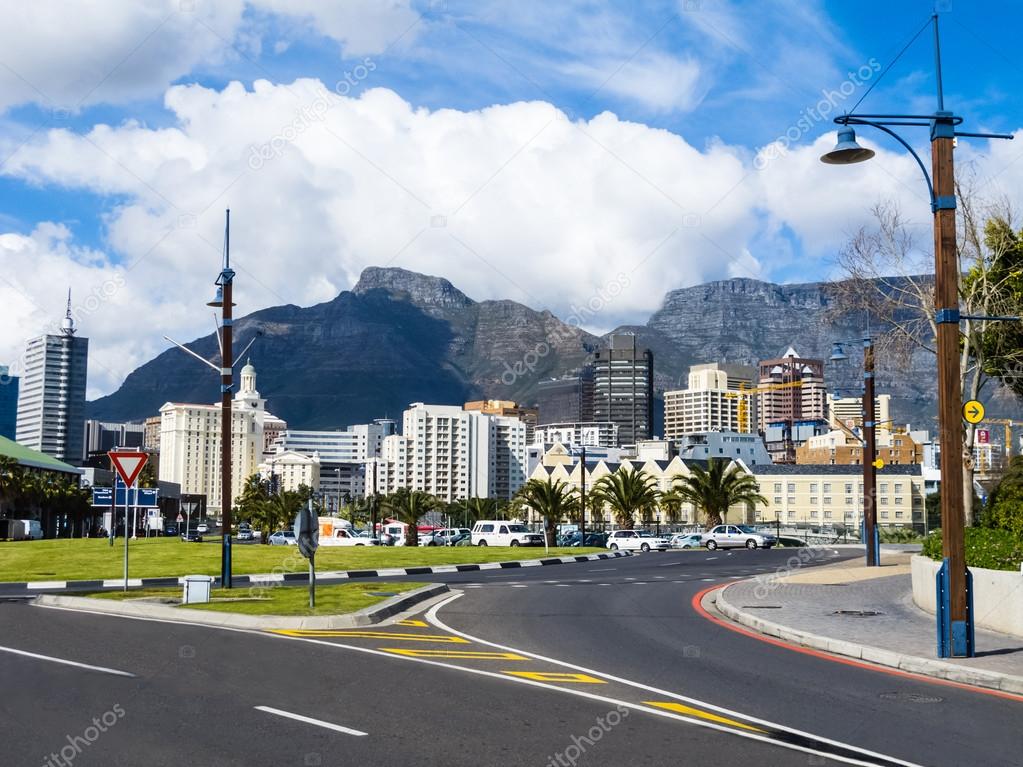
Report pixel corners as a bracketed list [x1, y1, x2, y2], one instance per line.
[34, 583, 449, 630]
[713, 582, 1023, 695]
[2, 550, 632, 595]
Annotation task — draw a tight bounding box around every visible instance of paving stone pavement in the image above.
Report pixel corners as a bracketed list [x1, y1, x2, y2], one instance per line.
[718, 572, 1023, 687]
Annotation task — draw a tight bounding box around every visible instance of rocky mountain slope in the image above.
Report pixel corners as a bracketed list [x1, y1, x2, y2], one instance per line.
[89, 267, 1018, 432]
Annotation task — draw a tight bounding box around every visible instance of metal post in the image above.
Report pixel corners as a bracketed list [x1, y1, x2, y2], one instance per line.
[309, 551, 316, 609]
[932, 110, 971, 656]
[863, 338, 879, 566]
[220, 210, 234, 589]
[123, 479, 129, 592]
[580, 446, 586, 545]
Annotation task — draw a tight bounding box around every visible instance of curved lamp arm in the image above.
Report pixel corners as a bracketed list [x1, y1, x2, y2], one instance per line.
[835, 116, 935, 209]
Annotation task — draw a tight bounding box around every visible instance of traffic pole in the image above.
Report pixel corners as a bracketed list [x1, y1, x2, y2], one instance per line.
[862, 338, 879, 566]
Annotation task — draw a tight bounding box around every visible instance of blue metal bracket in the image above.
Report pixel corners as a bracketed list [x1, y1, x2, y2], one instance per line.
[934, 195, 956, 210]
[936, 558, 975, 658]
[935, 308, 960, 324]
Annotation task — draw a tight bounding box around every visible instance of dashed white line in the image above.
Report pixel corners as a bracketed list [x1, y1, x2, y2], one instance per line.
[255, 706, 367, 736]
[0, 645, 135, 677]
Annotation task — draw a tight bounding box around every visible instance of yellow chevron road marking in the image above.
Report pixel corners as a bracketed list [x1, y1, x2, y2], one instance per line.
[269, 630, 467, 643]
[395, 619, 428, 627]
[644, 701, 766, 733]
[379, 648, 528, 660]
[502, 671, 607, 684]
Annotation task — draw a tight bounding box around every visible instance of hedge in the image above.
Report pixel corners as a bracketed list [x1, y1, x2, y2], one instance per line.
[922, 527, 1023, 572]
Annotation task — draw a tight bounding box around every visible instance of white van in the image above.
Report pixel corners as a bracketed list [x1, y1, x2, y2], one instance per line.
[471, 521, 544, 547]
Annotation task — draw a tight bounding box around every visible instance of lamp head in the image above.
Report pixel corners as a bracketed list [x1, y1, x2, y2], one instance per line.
[829, 342, 849, 362]
[206, 285, 224, 308]
[820, 127, 875, 165]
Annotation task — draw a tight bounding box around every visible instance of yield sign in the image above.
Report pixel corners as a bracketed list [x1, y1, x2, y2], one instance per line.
[108, 450, 149, 487]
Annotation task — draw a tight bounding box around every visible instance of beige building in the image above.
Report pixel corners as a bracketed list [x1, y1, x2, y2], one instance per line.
[663, 363, 755, 439]
[158, 362, 283, 515]
[259, 449, 320, 493]
[796, 428, 924, 466]
[143, 415, 162, 451]
[464, 400, 538, 442]
[827, 393, 891, 433]
[748, 463, 926, 528]
[758, 347, 827, 431]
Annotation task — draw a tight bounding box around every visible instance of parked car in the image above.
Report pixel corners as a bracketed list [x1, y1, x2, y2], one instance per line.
[164, 524, 178, 536]
[268, 530, 297, 546]
[429, 528, 472, 546]
[606, 529, 670, 552]
[670, 533, 704, 549]
[320, 528, 378, 546]
[471, 521, 544, 547]
[196, 522, 210, 534]
[180, 530, 203, 542]
[702, 525, 776, 550]
[237, 528, 254, 541]
[557, 530, 607, 547]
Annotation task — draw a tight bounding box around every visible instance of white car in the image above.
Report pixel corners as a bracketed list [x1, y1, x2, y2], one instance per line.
[471, 521, 544, 547]
[320, 528, 378, 546]
[268, 530, 297, 546]
[196, 522, 210, 534]
[702, 525, 776, 550]
[669, 533, 704, 549]
[606, 530, 670, 552]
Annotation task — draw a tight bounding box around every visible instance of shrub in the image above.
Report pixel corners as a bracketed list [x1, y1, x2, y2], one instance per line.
[922, 527, 1023, 571]
[878, 526, 923, 543]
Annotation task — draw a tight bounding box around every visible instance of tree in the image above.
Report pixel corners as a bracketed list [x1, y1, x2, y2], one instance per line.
[380, 489, 437, 546]
[671, 459, 767, 530]
[515, 478, 577, 546]
[0, 456, 24, 517]
[591, 467, 659, 530]
[658, 489, 686, 523]
[832, 188, 1023, 527]
[983, 455, 1023, 542]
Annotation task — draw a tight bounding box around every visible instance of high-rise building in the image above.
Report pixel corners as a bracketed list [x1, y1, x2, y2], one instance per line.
[143, 415, 162, 451]
[464, 400, 538, 442]
[158, 361, 283, 515]
[827, 393, 891, 433]
[536, 366, 594, 424]
[663, 363, 756, 439]
[532, 421, 619, 448]
[365, 403, 528, 502]
[758, 347, 828, 462]
[82, 420, 145, 461]
[15, 295, 88, 464]
[0, 365, 19, 440]
[592, 334, 653, 445]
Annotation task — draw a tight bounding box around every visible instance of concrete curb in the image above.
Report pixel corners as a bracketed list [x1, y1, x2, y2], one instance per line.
[713, 581, 1023, 696]
[0, 550, 631, 595]
[34, 583, 449, 630]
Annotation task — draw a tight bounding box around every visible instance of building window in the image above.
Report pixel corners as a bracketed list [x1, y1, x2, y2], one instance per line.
[810, 496, 818, 505]
[895, 511, 904, 519]
[824, 510, 833, 519]
[774, 483, 782, 493]
[787, 483, 795, 493]
[845, 496, 853, 505]
[823, 497, 832, 505]
[787, 496, 795, 505]
[844, 511, 853, 519]
[823, 483, 832, 493]
[845, 483, 853, 494]
[880, 483, 888, 493]
[810, 511, 819, 519]
[894, 497, 903, 505]
[894, 483, 903, 494]
[880, 511, 889, 519]
[809, 483, 818, 493]
[773, 496, 782, 505]
[880, 497, 888, 505]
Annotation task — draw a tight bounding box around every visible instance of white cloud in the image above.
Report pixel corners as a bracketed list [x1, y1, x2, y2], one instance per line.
[1, 79, 1020, 400]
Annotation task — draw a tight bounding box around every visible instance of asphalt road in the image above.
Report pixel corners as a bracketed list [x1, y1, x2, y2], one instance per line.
[1, 547, 1019, 766]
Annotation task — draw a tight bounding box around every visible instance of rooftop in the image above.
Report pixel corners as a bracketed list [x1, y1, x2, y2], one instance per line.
[0, 436, 81, 474]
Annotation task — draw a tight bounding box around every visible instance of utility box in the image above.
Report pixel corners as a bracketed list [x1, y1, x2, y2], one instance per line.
[183, 575, 214, 604]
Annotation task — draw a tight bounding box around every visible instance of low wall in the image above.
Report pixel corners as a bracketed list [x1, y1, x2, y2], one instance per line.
[911, 555, 1023, 639]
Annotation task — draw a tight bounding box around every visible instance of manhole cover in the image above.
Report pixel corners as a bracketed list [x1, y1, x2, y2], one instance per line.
[879, 692, 944, 704]
[832, 609, 883, 616]
[742, 605, 782, 609]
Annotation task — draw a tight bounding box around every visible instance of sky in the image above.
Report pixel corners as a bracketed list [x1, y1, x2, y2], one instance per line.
[1, 0, 1022, 399]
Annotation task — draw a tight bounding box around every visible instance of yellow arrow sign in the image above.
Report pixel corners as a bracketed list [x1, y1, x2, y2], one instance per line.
[872, 458, 885, 469]
[963, 400, 985, 424]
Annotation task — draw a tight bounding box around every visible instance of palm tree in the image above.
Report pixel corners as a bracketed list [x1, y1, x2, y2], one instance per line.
[671, 458, 767, 530]
[380, 489, 437, 546]
[515, 478, 577, 546]
[591, 467, 659, 530]
[0, 455, 24, 516]
[659, 489, 686, 524]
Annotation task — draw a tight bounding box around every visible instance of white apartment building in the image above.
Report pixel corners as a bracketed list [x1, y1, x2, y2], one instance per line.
[363, 403, 528, 502]
[663, 363, 755, 440]
[532, 421, 618, 448]
[158, 362, 281, 515]
[258, 449, 320, 493]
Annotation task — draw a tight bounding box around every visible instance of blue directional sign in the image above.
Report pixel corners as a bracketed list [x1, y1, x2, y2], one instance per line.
[92, 486, 159, 507]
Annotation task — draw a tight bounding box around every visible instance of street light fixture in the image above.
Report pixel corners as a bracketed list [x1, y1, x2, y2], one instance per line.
[829, 337, 880, 567]
[819, 13, 1013, 657]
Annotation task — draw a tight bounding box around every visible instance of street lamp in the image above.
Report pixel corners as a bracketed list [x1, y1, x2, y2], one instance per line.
[829, 338, 880, 567]
[820, 14, 1013, 657]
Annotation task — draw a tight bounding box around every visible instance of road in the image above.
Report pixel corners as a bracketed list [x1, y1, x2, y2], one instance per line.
[1, 547, 1019, 766]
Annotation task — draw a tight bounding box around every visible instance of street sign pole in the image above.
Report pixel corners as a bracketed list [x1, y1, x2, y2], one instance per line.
[107, 450, 150, 593]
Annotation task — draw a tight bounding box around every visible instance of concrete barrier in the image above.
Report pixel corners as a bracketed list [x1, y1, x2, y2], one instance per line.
[911, 555, 1023, 639]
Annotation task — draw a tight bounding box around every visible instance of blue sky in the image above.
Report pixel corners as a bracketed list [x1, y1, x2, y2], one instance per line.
[1, 1, 1021, 396]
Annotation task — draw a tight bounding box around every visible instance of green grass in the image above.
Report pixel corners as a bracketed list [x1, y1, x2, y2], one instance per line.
[88, 581, 419, 616]
[0, 537, 604, 582]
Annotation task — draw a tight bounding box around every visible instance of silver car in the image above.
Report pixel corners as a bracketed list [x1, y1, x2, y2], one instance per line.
[669, 533, 704, 549]
[703, 525, 775, 550]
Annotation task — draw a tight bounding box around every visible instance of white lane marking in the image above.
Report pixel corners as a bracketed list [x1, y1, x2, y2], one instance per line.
[701, 578, 715, 582]
[598, 583, 612, 586]
[425, 595, 923, 767]
[511, 584, 528, 588]
[255, 706, 367, 736]
[555, 584, 571, 587]
[706, 557, 718, 561]
[0, 644, 135, 677]
[588, 568, 615, 572]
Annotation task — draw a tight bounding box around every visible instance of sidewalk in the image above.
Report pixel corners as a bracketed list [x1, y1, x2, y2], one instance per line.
[712, 553, 1023, 695]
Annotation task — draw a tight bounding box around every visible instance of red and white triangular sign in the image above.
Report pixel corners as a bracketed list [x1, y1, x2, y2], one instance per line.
[108, 450, 149, 487]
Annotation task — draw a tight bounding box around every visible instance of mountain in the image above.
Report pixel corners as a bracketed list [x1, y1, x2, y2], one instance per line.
[88, 267, 1021, 432]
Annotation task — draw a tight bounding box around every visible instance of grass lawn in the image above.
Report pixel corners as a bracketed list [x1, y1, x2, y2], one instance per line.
[88, 581, 419, 616]
[0, 537, 604, 582]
